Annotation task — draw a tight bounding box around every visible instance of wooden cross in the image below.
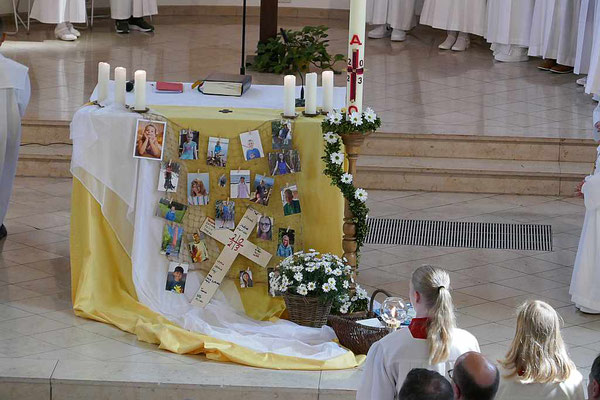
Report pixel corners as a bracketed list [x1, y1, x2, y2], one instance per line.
[347, 48, 364, 103]
[192, 208, 273, 307]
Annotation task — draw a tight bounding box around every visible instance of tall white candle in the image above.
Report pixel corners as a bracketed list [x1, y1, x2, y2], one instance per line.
[322, 71, 334, 113]
[305, 72, 317, 115]
[114, 67, 127, 106]
[346, 0, 366, 114]
[134, 70, 147, 111]
[283, 75, 296, 117]
[97, 62, 110, 104]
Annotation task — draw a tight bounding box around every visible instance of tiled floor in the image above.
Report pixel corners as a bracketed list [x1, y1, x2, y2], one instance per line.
[1, 15, 597, 139]
[2, 177, 600, 387]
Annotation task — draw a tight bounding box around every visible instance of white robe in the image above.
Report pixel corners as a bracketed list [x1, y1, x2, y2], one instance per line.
[570, 144, 600, 313]
[575, 0, 595, 74]
[368, 0, 424, 31]
[30, 0, 86, 24]
[0, 54, 30, 226]
[420, 0, 487, 37]
[585, 0, 600, 94]
[496, 366, 586, 400]
[486, 0, 535, 47]
[110, 0, 158, 20]
[356, 327, 480, 400]
[528, 0, 582, 67]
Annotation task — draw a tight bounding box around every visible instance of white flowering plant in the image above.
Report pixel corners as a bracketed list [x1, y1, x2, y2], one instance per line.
[332, 283, 369, 315]
[322, 108, 381, 136]
[269, 250, 355, 303]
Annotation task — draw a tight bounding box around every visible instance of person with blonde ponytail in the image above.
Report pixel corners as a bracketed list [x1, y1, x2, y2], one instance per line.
[496, 300, 585, 400]
[356, 266, 480, 400]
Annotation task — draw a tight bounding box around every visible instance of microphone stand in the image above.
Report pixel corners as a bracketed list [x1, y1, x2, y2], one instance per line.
[280, 28, 305, 107]
[240, 0, 247, 75]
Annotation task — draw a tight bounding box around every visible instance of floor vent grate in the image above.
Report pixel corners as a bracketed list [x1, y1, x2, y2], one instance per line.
[366, 219, 553, 251]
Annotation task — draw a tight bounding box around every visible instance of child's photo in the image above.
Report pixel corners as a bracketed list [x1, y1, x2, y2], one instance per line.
[281, 184, 301, 216]
[218, 174, 227, 187]
[207, 137, 229, 167]
[230, 170, 251, 199]
[256, 215, 273, 241]
[240, 130, 264, 161]
[268, 268, 283, 297]
[179, 129, 199, 160]
[189, 232, 209, 263]
[165, 262, 188, 294]
[157, 161, 180, 192]
[269, 150, 301, 176]
[216, 200, 235, 229]
[240, 269, 253, 288]
[133, 119, 166, 160]
[156, 198, 187, 224]
[250, 175, 274, 206]
[160, 223, 184, 257]
[271, 119, 293, 151]
[187, 173, 210, 206]
[277, 228, 295, 258]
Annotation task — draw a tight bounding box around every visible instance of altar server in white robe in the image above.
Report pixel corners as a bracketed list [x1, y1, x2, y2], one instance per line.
[486, 0, 535, 62]
[0, 28, 31, 240]
[111, 0, 157, 34]
[584, 0, 600, 95]
[30, 0, 86, 41]
[529, 0, 582, 73]
[570, 141, 600, 314]
[574, 0, 596, 86]
[420, 0, 487, 51]
[368, 0, 424, 42]
[356, 266, 480, 400]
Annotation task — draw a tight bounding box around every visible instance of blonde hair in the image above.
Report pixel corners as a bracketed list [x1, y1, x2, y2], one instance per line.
[411, 265, 456, 364]
[500, 300, 574, 383]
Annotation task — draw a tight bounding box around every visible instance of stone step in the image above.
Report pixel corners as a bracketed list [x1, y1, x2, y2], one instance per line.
[16, 144, 72, 178]
[355, 155, 591, 196]
[363, 132, 598, 163]
[22, 119, 71, 146]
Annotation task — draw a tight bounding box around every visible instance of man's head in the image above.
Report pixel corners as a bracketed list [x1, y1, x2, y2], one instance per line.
[173, 266, 184, 282]
[452, 352, 499, 400]
[590, 354, 600, 400]
[398, 369, 453, 400]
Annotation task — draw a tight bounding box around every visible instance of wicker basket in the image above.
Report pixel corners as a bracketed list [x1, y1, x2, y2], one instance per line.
[284, 293, 333, 328]
[327, 289, 392, 355]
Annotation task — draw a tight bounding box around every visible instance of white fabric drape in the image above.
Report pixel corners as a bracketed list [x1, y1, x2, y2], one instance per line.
[30, 0, 86, 24]
[575, 0, 595, 74]
[585, 0, 600, 94]
[0, 55, 30, 225]
[528, 0, 582, 67]
[486, 0, 535, 47]
[368, 0, 424, 31]
[110, 0, 158, 20]
[420, 0, 487, 36]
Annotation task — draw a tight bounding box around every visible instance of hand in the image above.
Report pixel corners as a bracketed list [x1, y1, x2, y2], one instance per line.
[595, 121, 600, 131]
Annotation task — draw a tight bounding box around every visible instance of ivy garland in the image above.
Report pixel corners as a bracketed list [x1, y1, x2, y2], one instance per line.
[321, 109, 382, 255]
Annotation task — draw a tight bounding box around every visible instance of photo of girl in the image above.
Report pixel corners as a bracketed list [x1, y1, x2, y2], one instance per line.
[230, 170, 251, 199]
[256, 216, 273, 240]
[133, 119, 166, 160]
[250, 175, 274, 206]
[269, 150, 301, 176]
[277, 228, 295, 257]
[240, 269, 253, 288]
[240, 130, 264, 161]
[207, 137, 229, 167]
[157, 161, 180, 192]
[216, 200, 235, 229]
[189, 232, 209, 263]
[179, 129, 199, 160]
[271, 119, 293, 150]
[187, 173, 210, 206]
[160, 223, 184, 257]
[165, 262, 188, 294]
[156, 198, 187, 224]
[281, 185, 301, 216]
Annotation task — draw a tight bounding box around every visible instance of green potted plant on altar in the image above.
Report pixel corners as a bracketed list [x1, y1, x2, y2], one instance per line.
[269, 250, 356, 327]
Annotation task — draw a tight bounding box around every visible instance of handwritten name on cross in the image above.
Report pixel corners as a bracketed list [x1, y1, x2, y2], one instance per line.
[192, 208, 273, 307]
[347, 48, 364, 113]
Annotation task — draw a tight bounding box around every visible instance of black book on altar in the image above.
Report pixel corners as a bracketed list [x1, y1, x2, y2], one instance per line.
[200, 73, 252, 97]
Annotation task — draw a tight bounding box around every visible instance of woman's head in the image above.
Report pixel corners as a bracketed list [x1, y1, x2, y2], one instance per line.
[411, 265, 455, 365]
[285, 189, 294, 203]
[282, 235, 289, 246]
[258, 216, 272, 234]
[501, 300, 574, 383]
[242, 271, 250, 283]
[196, 179, 207, 195]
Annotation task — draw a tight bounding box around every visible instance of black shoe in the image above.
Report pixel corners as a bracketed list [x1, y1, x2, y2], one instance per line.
[115, 19, 130, 34]
[0, 225, 7, 240]
[128, 17, 154, 32]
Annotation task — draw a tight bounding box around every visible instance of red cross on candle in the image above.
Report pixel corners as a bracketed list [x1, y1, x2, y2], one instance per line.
[347, 48, 364, 102]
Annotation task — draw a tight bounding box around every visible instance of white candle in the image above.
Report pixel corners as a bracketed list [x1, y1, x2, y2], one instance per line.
[114, 67, 126, 106]
[346, 0, 366, 114]
[283, 75, 296, 117]
[305, 72, 317, 115]
[322, 71, 334, 113]
[134, 70, 147, 111]
[97, 62, 110, 104]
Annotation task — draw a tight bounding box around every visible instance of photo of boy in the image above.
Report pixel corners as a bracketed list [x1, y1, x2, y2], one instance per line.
[156, 198, 187, 224]
[157, 161, 180, 192]
[189, 232, 209, 263]
[160, 223, 184, 257]
[271, 119, 293, 151]
[250, 175, 274, 206]
[230, 170, 251, 199]
[165, 262, 188, 293]
[281, 185, 301, 216]
[133, 119, 166, 160]
[240, 130, 264, 161]
[269, 150, 301, 176]
[240, 269, 253, 288]
[215, 200, 235, 229]
[179, 129, 199, 160]
[207, 137, 229, 167]
[277, 228, 295, 257]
